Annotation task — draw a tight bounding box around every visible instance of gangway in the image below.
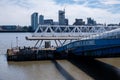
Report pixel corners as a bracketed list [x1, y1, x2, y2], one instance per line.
[56, 28, 120, 57]
[26, 25, 119, 48]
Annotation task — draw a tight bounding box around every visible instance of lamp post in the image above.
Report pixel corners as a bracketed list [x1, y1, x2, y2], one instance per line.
[16, 37, 18, 48]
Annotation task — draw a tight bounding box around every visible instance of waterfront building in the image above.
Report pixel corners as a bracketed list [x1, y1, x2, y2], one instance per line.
[53, 22, 59, 25]
[0, 25, 17, 31]
[44, 19, 53, 25]
[65, 18, 69, 25]
[31, 12, 38, 31]
[59, 10, 65, 25]
[73, 19, 85, 25]
[87, 18, 96, 25]
[39, 15, 44, 25]
[107, 24, 119, 26]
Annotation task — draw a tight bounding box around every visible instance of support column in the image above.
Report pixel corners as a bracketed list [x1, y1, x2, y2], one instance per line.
[38, 40, 43, 49]
[58, 40, 62, 46]
[34, 40, 40, 47]
[63, 40, 67, 45]
[55, 40, 59, 47]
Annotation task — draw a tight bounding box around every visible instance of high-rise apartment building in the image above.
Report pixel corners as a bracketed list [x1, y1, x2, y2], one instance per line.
[87, 18, 96, 25]
[39, 15, 44, 25]
[59, 10, 65, 25]
[65, 18, 68, 25]
[31, 12, 38, 31]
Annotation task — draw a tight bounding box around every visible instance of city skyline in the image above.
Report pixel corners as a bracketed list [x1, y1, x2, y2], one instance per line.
[0, 0, 120, 26]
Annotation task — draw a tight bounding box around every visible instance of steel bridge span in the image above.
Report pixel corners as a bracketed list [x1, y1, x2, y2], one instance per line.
[25, 25, 120, 57]
[26, 25, 119, 48]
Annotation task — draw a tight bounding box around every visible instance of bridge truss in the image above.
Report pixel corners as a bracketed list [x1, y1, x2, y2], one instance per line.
[26, 25, 119, 48]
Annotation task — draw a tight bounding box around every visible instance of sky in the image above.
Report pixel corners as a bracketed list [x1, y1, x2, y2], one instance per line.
[0, 0, 120, 26]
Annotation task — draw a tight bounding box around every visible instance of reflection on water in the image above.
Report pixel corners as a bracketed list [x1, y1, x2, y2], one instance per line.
[97, 58, 120, 69]
[52, 60, 76, 80]
[68, 58, 120, 80]
[0, 55, 65, 80]
[0, 55, 93, 80]
[0, 54, 120, 80]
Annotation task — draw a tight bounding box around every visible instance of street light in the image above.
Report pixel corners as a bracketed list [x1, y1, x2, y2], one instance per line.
[16, 37, 18, 48]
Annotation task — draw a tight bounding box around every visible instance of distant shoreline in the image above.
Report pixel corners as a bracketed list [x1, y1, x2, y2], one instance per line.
[0, 31, 34, 33]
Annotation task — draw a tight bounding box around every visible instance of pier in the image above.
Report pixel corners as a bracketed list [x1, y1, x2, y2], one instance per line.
[7, 25, 120, 61]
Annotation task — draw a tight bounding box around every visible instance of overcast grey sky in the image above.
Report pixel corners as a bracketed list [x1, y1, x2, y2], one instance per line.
[0, 0, 120, 26]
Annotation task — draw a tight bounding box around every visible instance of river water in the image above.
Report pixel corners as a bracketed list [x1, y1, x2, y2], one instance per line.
[0, 33, 120, 80]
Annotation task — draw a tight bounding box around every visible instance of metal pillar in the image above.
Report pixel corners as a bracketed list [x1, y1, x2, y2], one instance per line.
[58, 40, 62, 46]
[38, 40, 43, 49]
[55, 40, 59, 47]
[34, 40, 40, 47]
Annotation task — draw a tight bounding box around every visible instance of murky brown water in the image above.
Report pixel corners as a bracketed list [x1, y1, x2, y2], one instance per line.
[0, 33, 120, 80]
[97, 58, 120, 69]
[0, 55, 93, 80]
[0, 54, 120, 80]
